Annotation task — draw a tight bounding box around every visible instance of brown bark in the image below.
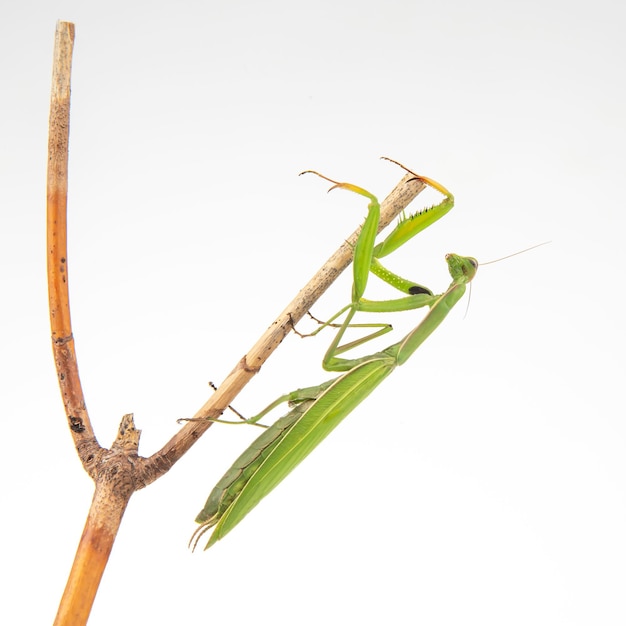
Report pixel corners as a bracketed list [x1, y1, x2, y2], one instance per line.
[53, 416, 139, 626]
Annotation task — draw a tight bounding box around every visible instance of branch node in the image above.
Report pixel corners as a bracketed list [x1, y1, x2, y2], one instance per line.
[52, 333, 74, 345]
[239, 355, 261, 374]
[112, 413, 141, 453]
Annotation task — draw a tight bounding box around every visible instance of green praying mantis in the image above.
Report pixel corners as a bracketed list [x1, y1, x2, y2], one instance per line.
[191, 160, 480, 550]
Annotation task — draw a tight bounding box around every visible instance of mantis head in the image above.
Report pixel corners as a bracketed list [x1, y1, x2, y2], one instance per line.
[445, 253, 479, 285]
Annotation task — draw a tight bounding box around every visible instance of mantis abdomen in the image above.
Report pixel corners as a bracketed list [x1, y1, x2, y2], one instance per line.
[195, 399, 314, 527]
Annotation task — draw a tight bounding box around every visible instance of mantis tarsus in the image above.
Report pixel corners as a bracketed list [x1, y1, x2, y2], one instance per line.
[192, 164, 474, 550]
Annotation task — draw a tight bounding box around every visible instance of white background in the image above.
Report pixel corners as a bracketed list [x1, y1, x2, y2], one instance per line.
[2, 1, 625, 624]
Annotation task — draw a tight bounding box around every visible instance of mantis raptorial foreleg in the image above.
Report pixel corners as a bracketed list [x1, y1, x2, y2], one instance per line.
[298, 161, 454, 369]
[301, 157, 455, 302]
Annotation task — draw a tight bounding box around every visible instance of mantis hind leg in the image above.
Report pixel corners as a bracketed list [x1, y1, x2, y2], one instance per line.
[291, 307, 392, 345]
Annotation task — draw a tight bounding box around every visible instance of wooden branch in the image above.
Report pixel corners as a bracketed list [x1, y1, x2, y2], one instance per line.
[47, 21, 120, 626]
[136, 172, 425, 485]
[47, 20, 102, 471]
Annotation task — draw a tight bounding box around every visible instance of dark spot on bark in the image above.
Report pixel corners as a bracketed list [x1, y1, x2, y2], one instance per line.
[69, 416, 85, 433]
